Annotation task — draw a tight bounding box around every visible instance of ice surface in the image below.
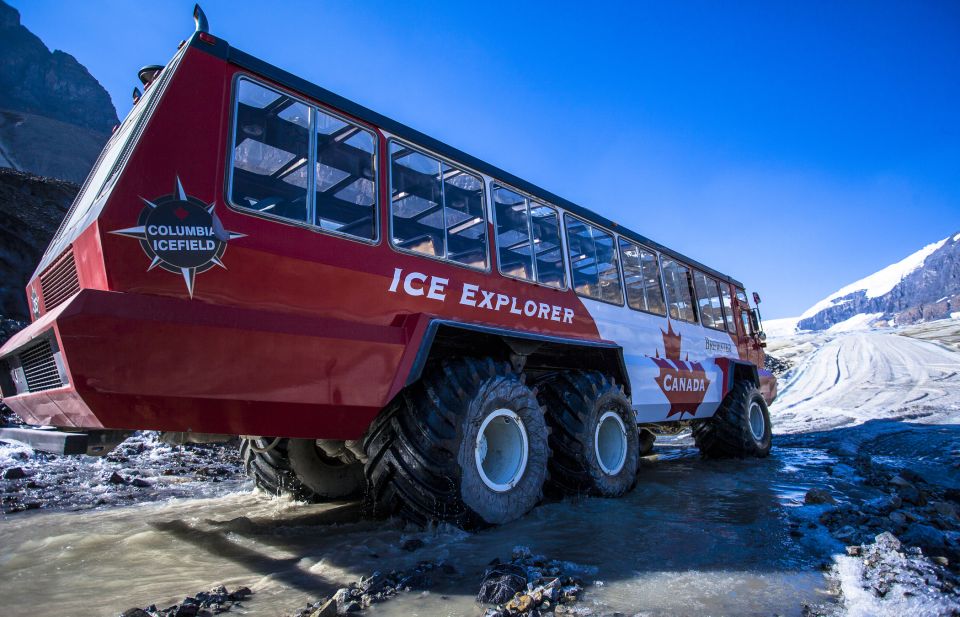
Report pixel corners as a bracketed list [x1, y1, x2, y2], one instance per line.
[764, 316, 802, 338]
[800, 236, 949, 319]
[825, 312, 883, 333]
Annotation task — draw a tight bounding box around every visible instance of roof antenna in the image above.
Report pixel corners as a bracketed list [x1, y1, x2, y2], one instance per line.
[193, 4, 209, 33]
[132, 87, 142, 105]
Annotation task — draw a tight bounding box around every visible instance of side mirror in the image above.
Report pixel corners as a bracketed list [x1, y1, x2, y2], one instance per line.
[753, 292, 762, 305]
[758, 331, 767, 342]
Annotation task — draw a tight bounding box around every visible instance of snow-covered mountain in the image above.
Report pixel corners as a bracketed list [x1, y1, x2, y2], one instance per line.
[772, 231, 960, 335]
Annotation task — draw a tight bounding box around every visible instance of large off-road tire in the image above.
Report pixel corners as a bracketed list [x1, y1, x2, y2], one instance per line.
[538, 371, 639, 497]
[241, 437, 363, 501]
[363, 357, 549, 528]
[286, 439, 364, 499]
[692, 380, 772, 458]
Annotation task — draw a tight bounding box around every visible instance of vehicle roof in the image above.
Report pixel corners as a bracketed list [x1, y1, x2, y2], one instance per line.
[193, 34, 744, 288]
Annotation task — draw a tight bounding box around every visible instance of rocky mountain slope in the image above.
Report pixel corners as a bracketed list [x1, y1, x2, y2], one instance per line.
[0, 168, 77, 326]
[795, 232, 960, 332]
[0, 0, 118, 182]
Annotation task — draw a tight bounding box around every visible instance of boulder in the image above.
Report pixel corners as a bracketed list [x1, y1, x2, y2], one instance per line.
[804, 488, 836, 505]
[2, 466, 25, 480]
[477, 563, 527, 605]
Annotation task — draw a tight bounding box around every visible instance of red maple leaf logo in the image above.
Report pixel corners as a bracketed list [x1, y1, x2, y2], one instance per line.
[651, 321, 711, 419]
[173, 206, 190, 220]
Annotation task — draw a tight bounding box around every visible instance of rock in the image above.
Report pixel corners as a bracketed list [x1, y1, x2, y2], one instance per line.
[901, 524, 947, 550]
[804, 488, 836, 505]
[107, 472, 126, 485]
[131, 478, 153, 488]
[505, 594, 534, 613]
[889, 511, 908, 526]
[2, 466, 26, 480]
[845, 545, 861, 556]
[121, 610, 151, 617]
[400, 538, 425, 552]
[174, 603, 199, 617]
[873, 531, 901, 552]
[944, 488, 960, 504]
[865, 494, 901, 515]
[310, 598, 337, 617]
[477, 563, 528, 605]
[932, 501, 958, 519]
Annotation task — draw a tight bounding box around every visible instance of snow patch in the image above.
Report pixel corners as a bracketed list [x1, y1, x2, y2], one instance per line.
[800, 236, 950, 319]
[952, 312, 960, 320]
[764, 316, 801, 338]
[826, 312, 883, 333]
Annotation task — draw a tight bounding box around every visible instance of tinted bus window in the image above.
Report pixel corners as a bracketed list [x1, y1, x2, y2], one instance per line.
[618, 239, 666, 315]
[493, 186, 565, 287]
[231, 79, 311, 223]
[530, 205, 565, 287]
[565, 215, 623, 305]
[230, 78, 379, 240]
[693, 271, 724, 331]
[494, 186, 533, 280]
[662, 259, 697, 323]
[720, 285, 737, 333]
[314, 110, 377, 240]
[390, 143, 487, 268]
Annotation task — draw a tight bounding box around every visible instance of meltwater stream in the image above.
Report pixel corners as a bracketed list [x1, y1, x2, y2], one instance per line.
[0, 441, 843, 617]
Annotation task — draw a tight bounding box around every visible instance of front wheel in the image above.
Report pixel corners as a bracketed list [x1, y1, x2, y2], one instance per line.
[692, 380, 772, 458]
[363, 357, 549, 528]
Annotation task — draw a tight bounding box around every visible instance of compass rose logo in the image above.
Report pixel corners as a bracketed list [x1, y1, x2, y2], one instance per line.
[111, 177, 245, 297]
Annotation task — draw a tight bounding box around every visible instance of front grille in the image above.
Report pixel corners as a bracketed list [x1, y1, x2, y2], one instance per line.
[18, 340, 64, 392]
[39, 249, 80, 312]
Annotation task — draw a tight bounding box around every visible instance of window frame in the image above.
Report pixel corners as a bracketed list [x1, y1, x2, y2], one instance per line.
[661, 257, 700, 324]
[616, 236, 667, 317]
[562, 211, 624, 306]
[693, 269, 727, 332]
[386, 137, 491, 273]
[226, 74, 381, 245]
[490, 180, 568, 290]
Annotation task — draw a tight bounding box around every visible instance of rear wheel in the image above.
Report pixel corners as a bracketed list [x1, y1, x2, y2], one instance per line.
[538, 371, 639, 497]
[241, 437, 363, 501]
[363, 357, 549, 528]
[692, 380, 772, 458]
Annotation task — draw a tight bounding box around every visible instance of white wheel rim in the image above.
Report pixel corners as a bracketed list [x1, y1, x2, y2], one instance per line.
[749, 401, 766, 441]
[595, 410, 628, 476]
[475, 408, 529, 492]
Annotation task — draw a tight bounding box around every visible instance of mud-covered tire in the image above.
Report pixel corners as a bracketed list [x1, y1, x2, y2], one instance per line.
[692, 380, 772, 458]
[241, 437, 363, 501]
[538, 371, 639, 497]
[286, 439, 364, 499]
[241, 437, 311, 499]
[363, 357, 549, 528]
[638, 428, 656, 457]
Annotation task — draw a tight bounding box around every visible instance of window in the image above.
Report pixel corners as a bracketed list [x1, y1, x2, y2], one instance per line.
[314, 109, 377, 240]
[565, 215, 623, 304]
[231, 79, 311, 223]
[390, 142, 487, 268]
[618, 239, 666, 315]
[720, 285, 737, 333]
[493, 185, 565, 287]
[693, 271, 725, 331]
[661, 258, 697, 323]
[230, 77, 378, 240]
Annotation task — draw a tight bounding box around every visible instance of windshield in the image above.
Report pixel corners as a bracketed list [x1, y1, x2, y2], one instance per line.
[34, 42, 188, 277]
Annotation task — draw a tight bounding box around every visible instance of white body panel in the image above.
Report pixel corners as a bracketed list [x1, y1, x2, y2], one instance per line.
[581, 299, 740, 424]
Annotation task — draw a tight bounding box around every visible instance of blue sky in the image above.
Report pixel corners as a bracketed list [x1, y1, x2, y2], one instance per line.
[12, 0, 959, 318]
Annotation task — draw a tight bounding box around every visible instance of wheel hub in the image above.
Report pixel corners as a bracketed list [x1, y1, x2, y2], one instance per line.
[595, 410, 628, 475]
[475, 408, 529, 492]
[748, 401, 766, 441]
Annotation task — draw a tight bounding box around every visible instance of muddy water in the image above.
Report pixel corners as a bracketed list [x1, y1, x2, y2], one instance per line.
[0, 440, 843, 617]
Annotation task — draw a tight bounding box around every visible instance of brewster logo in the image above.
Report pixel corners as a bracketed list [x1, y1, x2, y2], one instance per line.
[651, 321, 712, 419]
[112, 177, 244, 297]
